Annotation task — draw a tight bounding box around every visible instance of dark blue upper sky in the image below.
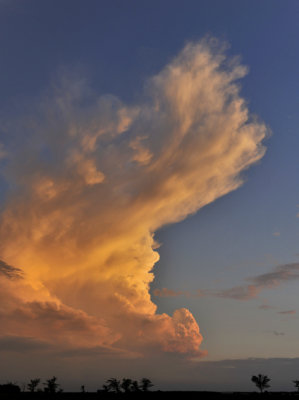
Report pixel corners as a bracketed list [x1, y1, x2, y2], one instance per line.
[1, 0, 298, 106]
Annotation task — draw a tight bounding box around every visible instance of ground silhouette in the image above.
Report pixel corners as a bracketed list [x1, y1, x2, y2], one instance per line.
[1, 375, 299, 399]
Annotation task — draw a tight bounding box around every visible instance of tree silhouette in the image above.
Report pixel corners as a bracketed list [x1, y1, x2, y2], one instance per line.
[44, 376, 60, 394]
[130, 380, 140, 392]
[102, 377, 153, 393]
[251, 374, 271, 393]
[104, 378, 121, 393]
[27, 379, 40, 393]
[293, 380, 299, 392]
[140, 378, 154, 391]
[121, 378, 133, 393]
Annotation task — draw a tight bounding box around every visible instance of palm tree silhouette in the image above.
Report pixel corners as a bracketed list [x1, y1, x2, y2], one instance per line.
[104, 378, 121, 393]
[43, 376, 60, 394]
[140, 378, 154, 391]
[130, 380, 140, 392]
[251, 374, 271, 393]
[27, 379, 40, 392]
[293, 380, 299, 392]
[121, 378, 133, 393]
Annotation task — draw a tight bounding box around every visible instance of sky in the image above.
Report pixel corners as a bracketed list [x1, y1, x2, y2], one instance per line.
[0, 0, 299, 392]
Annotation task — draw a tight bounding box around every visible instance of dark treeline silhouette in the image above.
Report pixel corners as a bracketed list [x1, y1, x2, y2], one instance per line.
[0, 377, 154, 396]
[2, 374, 299, 399]
[101, 378, 153, 393]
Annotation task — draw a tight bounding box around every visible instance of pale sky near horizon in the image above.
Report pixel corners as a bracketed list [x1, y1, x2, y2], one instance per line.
[0, 0, 299, 392]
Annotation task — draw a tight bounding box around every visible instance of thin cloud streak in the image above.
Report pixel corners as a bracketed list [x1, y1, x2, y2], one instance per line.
[277, 310, 296, 315]
[153, 288, 185, 297]
[210, 263, 299, 300]
[272, 331, 285, 336]
[259, 304, 275, 310]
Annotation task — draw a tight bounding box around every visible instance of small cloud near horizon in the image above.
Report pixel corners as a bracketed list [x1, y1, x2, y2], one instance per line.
[277, 310, 296, 315]
[272, 331, 285, 336]
[200, 262, 299, 301]
[259, 304, 275, 310]
[153, 288, 185, 297]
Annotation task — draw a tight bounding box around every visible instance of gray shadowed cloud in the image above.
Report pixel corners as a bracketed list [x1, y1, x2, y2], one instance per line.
[272, 331, 285, 336]
[0, 335, 136, 359]
[57, 345, 138, 359]
[0, 259, 23, 279]
[250, 263, 299, 286]
[0, 335, 51, 352]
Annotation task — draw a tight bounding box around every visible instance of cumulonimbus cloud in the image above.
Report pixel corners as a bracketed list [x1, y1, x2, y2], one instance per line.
[0, 38, 267, 357]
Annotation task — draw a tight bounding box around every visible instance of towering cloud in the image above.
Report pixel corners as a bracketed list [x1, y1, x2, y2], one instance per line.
[0, 39, 267, 357]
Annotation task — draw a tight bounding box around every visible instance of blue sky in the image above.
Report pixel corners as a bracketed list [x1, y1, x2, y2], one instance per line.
[0, 0, 299, 391]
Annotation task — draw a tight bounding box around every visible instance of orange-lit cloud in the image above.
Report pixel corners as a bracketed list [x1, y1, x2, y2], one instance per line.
[0, 38, 267, 357]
